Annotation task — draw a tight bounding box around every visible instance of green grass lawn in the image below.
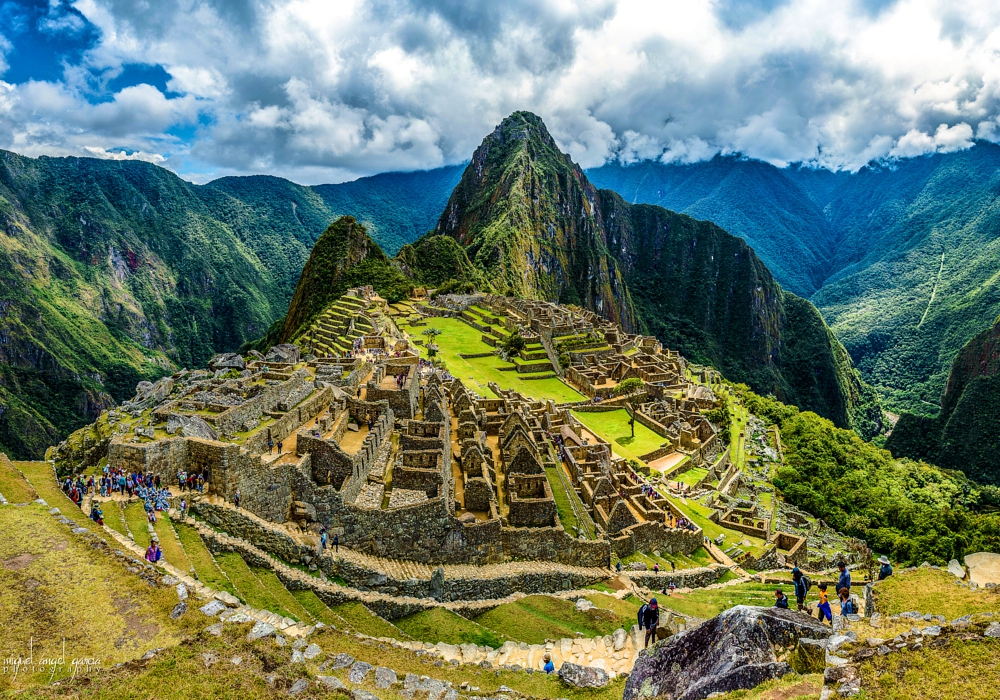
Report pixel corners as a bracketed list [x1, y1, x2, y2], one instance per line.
[675, 466, 708, 487]
[619, 546, 710, 571]
[153, 517, 193, 573]
[872, 568, 1000, 620]
[472, 594, 630, 644]
[395, 607, 506, 647]
[174, 522, 238, 596]
[124, 501, 153, 550]
[409, 317, 583, 403]
[291, 589, 350, 627]
[99, 499, 129, 538]
[0, 458, 36, 503]
[656, 582, 783, 619]
[571, 409, 666, 463]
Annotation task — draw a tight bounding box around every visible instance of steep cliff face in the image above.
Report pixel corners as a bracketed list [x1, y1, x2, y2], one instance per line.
[434, 111, 636, 332]
[887, 316, 1000, 484]
[432, 112, 880, 435]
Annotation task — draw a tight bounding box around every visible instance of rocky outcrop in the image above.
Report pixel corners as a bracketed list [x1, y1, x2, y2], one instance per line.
[624, 605, 833, 700]
[166, 415, 217, 441]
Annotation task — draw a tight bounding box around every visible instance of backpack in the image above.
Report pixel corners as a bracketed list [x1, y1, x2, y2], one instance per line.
[637, 604, 649, 629]
[801, 574, 813, 593]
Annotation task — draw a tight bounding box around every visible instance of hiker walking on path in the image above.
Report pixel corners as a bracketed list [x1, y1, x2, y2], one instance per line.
[333, 533, 339, 553]
[877, 555, 893, 580]
[639, 598, 660, 648]
[234, 490, 241, 509]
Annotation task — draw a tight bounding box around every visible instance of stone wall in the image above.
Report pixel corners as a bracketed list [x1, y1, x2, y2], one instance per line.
[242, 386, 331, 455]
[625, 565, 724, 589]
[501, 527, 610, 568]
[611, 520, 703, 558]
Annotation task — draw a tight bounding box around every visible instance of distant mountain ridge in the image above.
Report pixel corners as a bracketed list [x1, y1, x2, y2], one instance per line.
[588, 145, 1000, 418]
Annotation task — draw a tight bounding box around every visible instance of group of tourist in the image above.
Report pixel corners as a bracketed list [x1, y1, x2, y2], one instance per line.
[174, 469, 206, 492]
[774, 558, 892, 622]
[392, 367, 411, 390]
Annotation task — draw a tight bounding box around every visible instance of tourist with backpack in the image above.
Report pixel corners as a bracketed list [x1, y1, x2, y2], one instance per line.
[638, 598, 660, 648]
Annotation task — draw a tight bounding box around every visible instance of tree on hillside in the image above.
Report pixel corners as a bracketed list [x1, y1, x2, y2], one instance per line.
[500, 331, 527, 359]
[422, 327, 441, 358]
[615, 377, 644, 396]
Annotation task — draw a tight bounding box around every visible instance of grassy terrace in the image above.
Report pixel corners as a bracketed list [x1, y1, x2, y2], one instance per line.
[656, 581, 783, 619]
[0, 504, 196, 690]
[619, 546, 713, 571]
[396, 607, 506, 647]
[872, 568, 1000, 620]
[406, 316, 583, 403]
[571, 409, 666, 464]
[174, 522, 239, 597]
[16, 461, 103, 534]
[124, 500, 153, 550]
[214, 551, 296, 619]
[473, 594, 632, 644]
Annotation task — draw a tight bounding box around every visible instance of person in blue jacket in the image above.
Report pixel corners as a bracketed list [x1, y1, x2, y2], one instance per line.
[877, 555, 893, 580]
[543, 653, 554, 673]
[837, 561, 851, 593]
[792, 567, 808, 611]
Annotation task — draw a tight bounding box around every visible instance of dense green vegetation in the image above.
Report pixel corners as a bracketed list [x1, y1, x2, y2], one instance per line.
[887, 316, 1000, 485]
[772, 406, 1000, 565]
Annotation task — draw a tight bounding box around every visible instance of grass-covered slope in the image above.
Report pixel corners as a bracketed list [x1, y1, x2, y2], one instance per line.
[887, 315, 1000, 484]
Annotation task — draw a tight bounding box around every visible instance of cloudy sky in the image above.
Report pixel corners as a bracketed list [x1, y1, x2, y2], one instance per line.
[2, 0, 1000, 183]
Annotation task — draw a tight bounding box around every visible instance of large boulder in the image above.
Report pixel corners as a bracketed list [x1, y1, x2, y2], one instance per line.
[209, 353, 246, 371]
[623, 606, 833, 700]
[965, 552, 1000, 587]
[558, 662, 610, 688]
[166, 415, 218, 441]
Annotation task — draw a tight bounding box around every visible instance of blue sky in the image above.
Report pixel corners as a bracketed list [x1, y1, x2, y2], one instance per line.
[1, 0, 999, 183]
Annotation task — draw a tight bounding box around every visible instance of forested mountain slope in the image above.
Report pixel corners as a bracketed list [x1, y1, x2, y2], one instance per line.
[886, 315, 1000, 485]
[0, 151, 458, 458]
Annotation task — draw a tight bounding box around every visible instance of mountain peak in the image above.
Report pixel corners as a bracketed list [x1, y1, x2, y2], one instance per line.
[484, 111, 557, 149]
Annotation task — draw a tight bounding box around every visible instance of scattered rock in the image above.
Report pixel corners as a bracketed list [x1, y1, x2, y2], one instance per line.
[838, 678, 862, 697]
[248, 621, 276, 642]
[302, 643, 322, 660]
[170, 601, 188, 620]
[288, 679, 308, 696]
[166, 414, 218, 441]
[824, 665, 858, 685]
[352, 691, 379, 700]
[349, 661, 374, 683]
[199, 600, 226, 617]
[375, 667, 398, 688]
[230, 657, 243, 666]
[948, 559, 965, 579]
[317, 676, 346, 690]
[205, 623, 223, 636]
[176, 583, 188, 600]
[291, 651, 305, 663]
[161, 575, 179, 586]
[558, 662, 610, 689]
[575, 598, 595, 612]
[984, 623, 1000, 638]
[327, 653, 355, 670]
